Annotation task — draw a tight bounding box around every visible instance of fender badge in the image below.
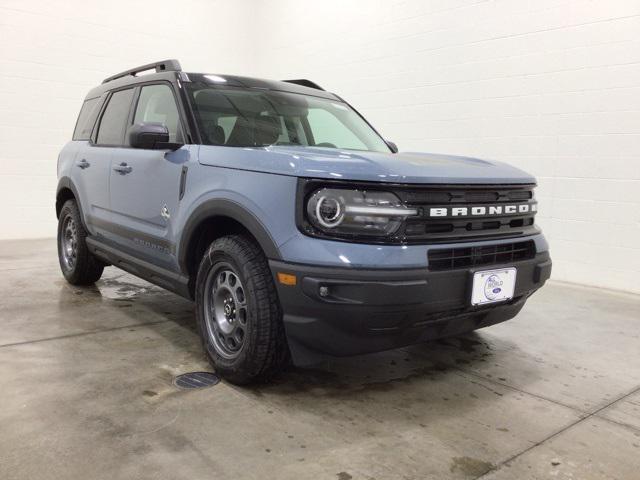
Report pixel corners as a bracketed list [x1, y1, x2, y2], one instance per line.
[161, 204, 171, 220]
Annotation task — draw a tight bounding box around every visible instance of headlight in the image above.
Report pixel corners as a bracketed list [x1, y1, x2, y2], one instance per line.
[306, 188, 418, 237]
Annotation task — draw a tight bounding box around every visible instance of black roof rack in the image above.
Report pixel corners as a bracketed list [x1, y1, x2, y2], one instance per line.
[102, 59, 182, 84]
[283, 79, 325, 91]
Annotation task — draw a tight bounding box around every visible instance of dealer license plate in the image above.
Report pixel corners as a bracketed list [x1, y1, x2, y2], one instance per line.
[471, 268, 516, 306]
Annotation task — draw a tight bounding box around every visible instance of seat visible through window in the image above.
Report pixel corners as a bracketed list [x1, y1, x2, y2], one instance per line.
[192, 89, 284, 147]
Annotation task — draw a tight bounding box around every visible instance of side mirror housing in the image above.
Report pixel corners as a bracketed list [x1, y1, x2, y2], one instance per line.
[128, 123, 182, 150]
[386, 140, 398, 153]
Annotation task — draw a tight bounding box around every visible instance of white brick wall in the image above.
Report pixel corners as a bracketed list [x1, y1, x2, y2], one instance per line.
[0, 0, 257, 239]
[250, 0, 640, 294]
[1, 0, 639, 293]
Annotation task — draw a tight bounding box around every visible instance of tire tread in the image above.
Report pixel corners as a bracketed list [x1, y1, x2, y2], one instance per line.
[57, 199, 104, 285]
[196, 234, 288, 384]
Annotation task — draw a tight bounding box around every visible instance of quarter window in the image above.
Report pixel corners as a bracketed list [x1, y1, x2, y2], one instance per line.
[133, 84, 182, 142]
[73, 97, 101, 141]
[96, 89, 134, 146]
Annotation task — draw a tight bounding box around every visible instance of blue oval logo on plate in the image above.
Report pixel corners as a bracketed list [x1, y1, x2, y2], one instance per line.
[493, 287, 501, 294]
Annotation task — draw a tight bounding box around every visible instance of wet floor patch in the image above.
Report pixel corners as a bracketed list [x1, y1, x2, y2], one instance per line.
[173, 372, 220, 390]
[97, 275, 160, 300]
[449, 456, 495, 476]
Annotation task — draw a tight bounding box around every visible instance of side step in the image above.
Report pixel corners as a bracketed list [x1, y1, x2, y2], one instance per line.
[86, 237, 192, 299]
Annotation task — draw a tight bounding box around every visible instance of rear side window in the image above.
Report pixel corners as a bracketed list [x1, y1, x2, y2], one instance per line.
[133, 84, 182, 143]
[72, 97, 101, 141]
[96, 89, 134, 146]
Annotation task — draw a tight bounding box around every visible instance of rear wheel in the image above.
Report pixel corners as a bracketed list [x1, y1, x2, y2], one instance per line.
[195, 234, 288, 384]
[57, 199, 104, 285]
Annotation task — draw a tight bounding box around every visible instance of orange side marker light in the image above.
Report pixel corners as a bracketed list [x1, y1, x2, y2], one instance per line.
[277, 272, 297, 286]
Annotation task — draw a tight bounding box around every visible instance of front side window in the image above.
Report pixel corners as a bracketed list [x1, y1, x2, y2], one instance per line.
[133, 84, 182, 143]
[186, 84, 390, 153]
[96, 88, 134, 146]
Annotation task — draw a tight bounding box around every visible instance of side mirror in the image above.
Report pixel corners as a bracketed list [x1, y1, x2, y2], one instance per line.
[128, 123, 182, 150]
[386, 141, 398, 153]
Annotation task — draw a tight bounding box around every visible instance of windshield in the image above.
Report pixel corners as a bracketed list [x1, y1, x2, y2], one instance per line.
[186, 84, 391, 153]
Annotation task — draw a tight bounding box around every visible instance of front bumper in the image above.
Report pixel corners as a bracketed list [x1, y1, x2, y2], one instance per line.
[270, 252, 551, 365]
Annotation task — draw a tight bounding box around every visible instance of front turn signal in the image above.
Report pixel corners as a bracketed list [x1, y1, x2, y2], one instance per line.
[277, 272, 297, 286]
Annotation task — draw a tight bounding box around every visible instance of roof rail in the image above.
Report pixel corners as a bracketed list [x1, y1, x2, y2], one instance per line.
[283, 79, 325, 91]
[102, 59, 182, 84]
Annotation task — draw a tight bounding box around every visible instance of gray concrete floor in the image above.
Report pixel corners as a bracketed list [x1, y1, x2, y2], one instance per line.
[1, 239, 639, 480]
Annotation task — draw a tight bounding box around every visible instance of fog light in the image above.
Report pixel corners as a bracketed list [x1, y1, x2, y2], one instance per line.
[319, 286, 330, 297]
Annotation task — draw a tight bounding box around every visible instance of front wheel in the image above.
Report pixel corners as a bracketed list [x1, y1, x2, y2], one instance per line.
[195, 235, 288, 384]
[57, 199, 104, 285]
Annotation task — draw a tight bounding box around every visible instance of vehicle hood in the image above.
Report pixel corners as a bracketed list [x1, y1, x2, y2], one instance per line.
[197, 145, 536, 184]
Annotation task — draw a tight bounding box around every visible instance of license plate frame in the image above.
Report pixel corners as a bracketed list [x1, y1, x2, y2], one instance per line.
[470, 268, 517, 306]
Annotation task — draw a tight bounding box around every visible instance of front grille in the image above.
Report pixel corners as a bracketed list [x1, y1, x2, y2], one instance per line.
[428, 240, 536, 271]
[298, 179, 539, 245]
[397, 187, 533, 205]
[395, 184, 538, 242]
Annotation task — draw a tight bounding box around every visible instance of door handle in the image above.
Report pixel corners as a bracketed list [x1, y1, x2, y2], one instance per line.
[76, 159, 90, 169]
[113, 162, 132, 174]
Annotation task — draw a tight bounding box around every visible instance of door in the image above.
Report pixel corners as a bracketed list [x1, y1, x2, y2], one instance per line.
[108, 83, 189, 268]
[73, 89, 134, 238]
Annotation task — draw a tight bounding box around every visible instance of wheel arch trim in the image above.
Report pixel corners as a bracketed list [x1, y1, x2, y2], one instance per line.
[178, 198, 282, 274]
[56, 177, 89, 231]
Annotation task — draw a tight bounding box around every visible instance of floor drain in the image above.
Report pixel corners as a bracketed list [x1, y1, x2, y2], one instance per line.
[173, 372, 220, 390]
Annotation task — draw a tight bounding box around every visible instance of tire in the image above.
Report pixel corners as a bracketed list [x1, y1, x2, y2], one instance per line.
[57, 199, 104, 285]
[195, 234, 288, 384]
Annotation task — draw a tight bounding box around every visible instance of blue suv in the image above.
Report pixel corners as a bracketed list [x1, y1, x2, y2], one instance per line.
[56, 60, 551, 384]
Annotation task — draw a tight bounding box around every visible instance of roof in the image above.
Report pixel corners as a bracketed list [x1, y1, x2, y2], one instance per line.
[185, 73, 340, 101]
[85, 59, 340, 101]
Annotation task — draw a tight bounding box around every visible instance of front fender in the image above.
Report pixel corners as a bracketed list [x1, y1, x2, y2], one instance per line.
[177, 197, 283, 273]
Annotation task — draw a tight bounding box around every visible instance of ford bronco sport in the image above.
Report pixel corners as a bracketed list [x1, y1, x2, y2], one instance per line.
[56, 60, 551, 384]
